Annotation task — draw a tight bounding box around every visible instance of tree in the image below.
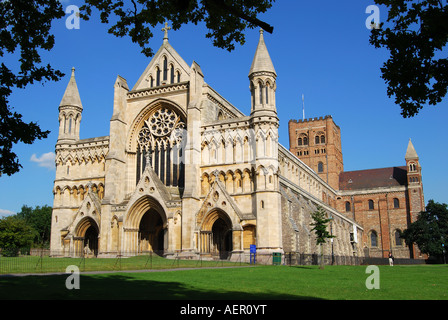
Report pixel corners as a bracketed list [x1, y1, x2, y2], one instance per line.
[369, 0, 448, 118]
[0, 0, 65, 176]
[310, 206, 335, 269]
[401, 200, 448, 262]
[0, 0, 274, 177]
[16, 205, 52, 246]
[79, 0, 274, 57]
[0, 215, 36, 256]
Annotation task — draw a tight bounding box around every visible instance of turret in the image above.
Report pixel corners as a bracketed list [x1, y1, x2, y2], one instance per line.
[58, 67, 82, 142]
[405, 138, 425, 257]
[249, 29, 277, 117]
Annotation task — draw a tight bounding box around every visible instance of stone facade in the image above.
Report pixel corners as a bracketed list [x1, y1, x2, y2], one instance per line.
[288, 116, 425, 259]
[50, 28, 364, 262]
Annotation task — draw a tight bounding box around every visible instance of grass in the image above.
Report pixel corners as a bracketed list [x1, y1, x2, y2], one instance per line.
[0, 264, 447, 300]
[0, 253, 243, 274]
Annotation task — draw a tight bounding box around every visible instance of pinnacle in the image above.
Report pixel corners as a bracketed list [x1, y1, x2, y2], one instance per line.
[249, 28, 276, 77]
[60, 67, 82, 108]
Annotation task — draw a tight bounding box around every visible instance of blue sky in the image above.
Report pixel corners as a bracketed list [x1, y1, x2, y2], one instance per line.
[1, 0, 447, 216]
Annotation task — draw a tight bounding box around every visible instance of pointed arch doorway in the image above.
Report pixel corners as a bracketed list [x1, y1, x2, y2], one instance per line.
[124, 195, 168, 256]
[138, 208, 164, 255]
[200, 209, 233, 259]
[75, 217, 99, 256]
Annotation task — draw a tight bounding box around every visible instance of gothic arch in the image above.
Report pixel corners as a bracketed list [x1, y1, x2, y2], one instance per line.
[127, 98, 187, 153]
[123, 195, 168, 255]
[199, 208, 234, 259]
[124, 195, 167, 230]
[74, 216, 99, 256]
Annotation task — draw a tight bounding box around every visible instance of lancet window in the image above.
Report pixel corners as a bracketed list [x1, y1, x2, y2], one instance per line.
[136, 107, 186, 188]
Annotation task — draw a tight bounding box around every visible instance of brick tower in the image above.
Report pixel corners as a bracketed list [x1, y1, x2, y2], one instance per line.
[288, 115, 343, 190]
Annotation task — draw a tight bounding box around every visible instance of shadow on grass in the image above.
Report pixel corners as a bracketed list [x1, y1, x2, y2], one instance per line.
[0, 272, 323, 300]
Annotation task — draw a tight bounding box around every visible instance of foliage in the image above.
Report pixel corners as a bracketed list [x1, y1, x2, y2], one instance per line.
[310, 206, 335, 269]
[16, 205, 52, 245]
[401, 200, 448, 260]
[310, 206, 335, 245]
[80, 0, 274, 57]
[0, 215, 36, 256]
[0, 0, 65, 176]
[0, 0, 274, 176]
[370, 0, 448, 117]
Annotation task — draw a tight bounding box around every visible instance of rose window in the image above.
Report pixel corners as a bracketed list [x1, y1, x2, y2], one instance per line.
[136, 106, 186, 188]
[147, 108, 177, 137]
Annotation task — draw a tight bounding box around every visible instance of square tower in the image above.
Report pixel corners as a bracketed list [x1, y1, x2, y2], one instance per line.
[288, 115, 343, 190]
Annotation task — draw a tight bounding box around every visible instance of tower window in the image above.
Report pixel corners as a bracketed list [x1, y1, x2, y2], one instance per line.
[345, 201, 351, 212]
[265, 85, 269, 104]
[394, 230, 403, 246]
[320, 135, 325, 144]
[259, 82, 263, 105]
[298, 138, 302, 146]
[370, 231, 378, 247]
[393, 198, 400, 209]
[318, 162, 324, 173]
[368, 199, 374, 210]
[303, 136, 308, 146]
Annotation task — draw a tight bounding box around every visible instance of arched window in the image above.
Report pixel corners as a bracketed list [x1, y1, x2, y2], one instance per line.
[368, 199, 374, 210]
[394, 230, 403, 246]
[163, 56, 168, 81]
[265, 84, 269, 104]
[176, 71, 181, 83]
[259, 82, 263, 105]
[320, 135, 325, 144]
[315, 136, 320, 144]
[370, 231, 378, 247]
[393, 198, 400, 209]
[318, 162, 324, 173]
[261, 200, 264, 209]
[298, 138, 302, 146]
[303, 136, 308, 146]
[170, 65, 175, 84]
[156, 67, 160, 86]
[345, 201, 351, 212]
[136, 106, 186, 188]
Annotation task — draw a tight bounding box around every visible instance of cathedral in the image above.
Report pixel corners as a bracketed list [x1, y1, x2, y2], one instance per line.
[50, 26, 423, 263]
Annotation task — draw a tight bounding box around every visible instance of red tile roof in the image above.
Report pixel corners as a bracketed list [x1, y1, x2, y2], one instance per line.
[339, 166, 408, 191]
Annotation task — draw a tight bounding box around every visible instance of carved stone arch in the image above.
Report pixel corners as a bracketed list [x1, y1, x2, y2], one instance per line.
[127, 98, 187, 153]
[124, 195, 168, 230]
[74, 216, 100, 256]
[201, 172, 211, 195]
[123, 195, 168, 254]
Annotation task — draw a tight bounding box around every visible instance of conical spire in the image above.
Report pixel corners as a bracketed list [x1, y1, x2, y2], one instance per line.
[249, 29, 276, 77]
[60, 67, 82, 108]
[405, 138, 419, 160]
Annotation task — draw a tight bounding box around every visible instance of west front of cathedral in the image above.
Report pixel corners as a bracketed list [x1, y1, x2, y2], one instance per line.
[51, 28, 420, 263]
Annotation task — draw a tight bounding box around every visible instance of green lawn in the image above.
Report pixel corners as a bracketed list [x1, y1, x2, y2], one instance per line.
[0, 264, 447, 300]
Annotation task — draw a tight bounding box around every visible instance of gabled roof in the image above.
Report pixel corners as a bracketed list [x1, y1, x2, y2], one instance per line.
[339, 166, 408, 191]
[132, 38, 191, 91]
